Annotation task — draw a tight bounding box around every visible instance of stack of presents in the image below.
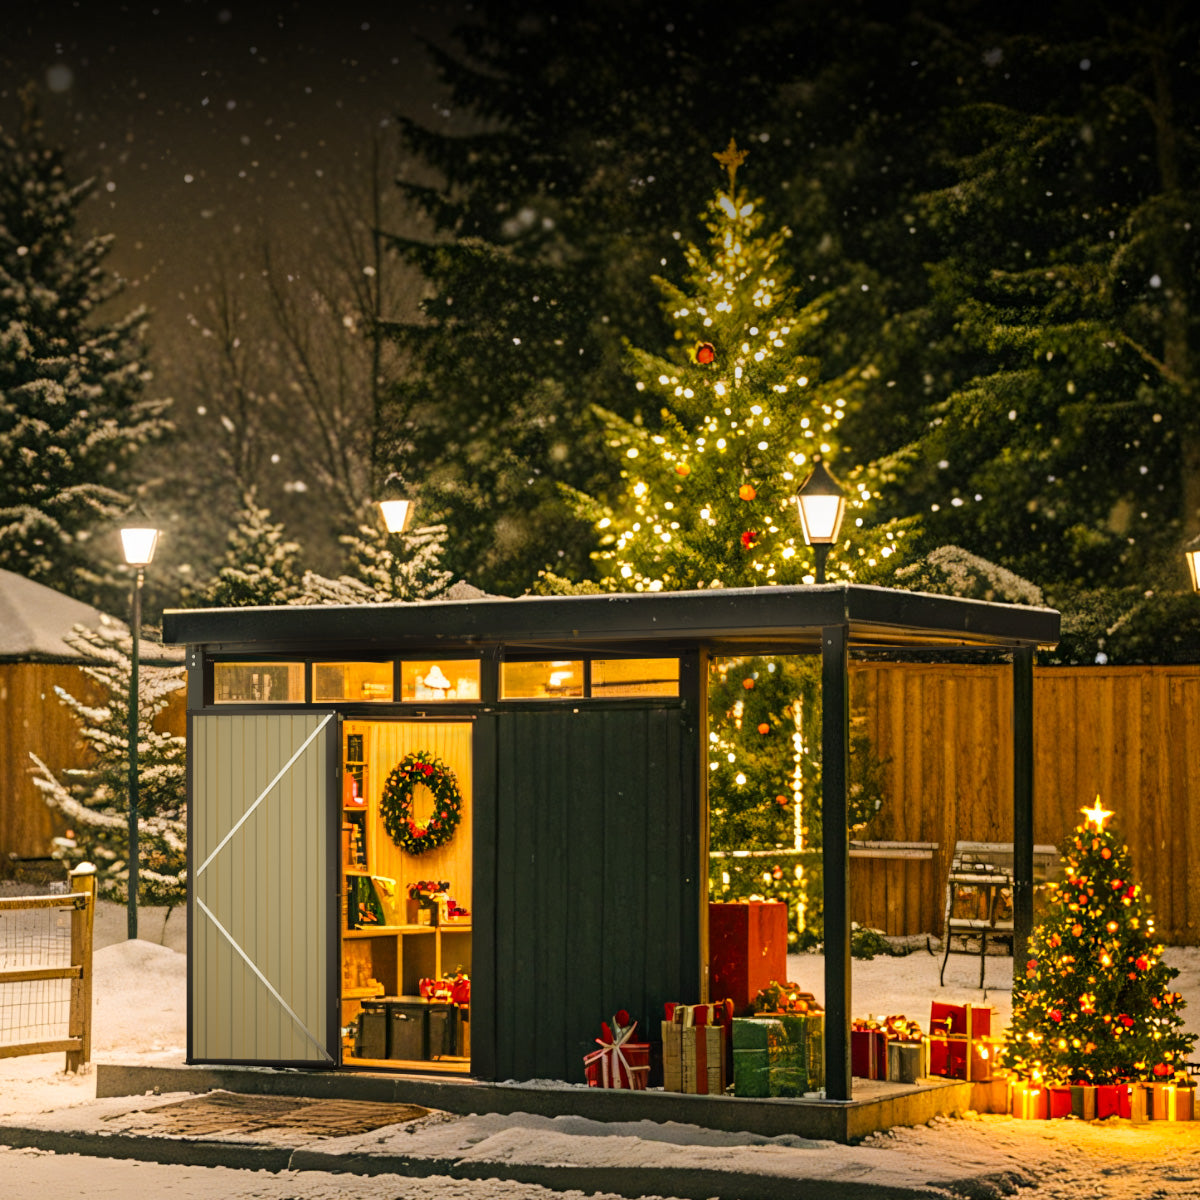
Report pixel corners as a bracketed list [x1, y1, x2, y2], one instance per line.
[580, 903, 1197, 1121]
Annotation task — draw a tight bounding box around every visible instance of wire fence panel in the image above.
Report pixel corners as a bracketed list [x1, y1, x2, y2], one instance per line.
[0, 868, 95, 1069]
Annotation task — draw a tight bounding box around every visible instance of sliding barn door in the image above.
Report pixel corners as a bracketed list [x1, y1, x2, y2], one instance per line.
[190, 711, 339, 1065]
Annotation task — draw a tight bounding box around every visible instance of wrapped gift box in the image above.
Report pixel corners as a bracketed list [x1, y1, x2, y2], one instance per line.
[851, 1026, 888, 1080]
[662, 1001, 732, 1095]
[888, 1040, 924, 1085]
[731, 1013, 825, 1097]
[1047, 1084, 1073, 1119]
[1010, 1082, 1049, 1119]
[583, 1014, 650, 1090]
[928, 1002, 996, 1081]
[969, 1075, 1011, 1114]
[708, 901, 788, 1014]
[1150, 1084, 1195, 1121]
[1070, 1084, 1097, 1121]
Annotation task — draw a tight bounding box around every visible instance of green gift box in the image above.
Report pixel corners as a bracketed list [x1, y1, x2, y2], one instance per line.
[733, 1048, 770, 1097]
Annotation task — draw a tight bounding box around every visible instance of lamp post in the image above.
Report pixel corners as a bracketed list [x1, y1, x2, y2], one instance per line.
[795, 454, 847, 584]
[377, 496, 414, 535]
[1185, 533, 1200, 592]
[119, 521, 159, 941]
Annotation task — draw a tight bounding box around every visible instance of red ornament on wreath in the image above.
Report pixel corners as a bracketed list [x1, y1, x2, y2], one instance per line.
[695, 341, 716, 365]
[381, 750, 463, 855]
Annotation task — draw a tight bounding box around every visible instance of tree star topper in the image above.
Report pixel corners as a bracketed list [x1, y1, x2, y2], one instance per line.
[1081, 796, 1114, 830]
[713, 137, 748, 190]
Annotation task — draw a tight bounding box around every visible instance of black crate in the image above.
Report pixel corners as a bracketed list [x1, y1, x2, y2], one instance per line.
[355, 1008, 388, 1059]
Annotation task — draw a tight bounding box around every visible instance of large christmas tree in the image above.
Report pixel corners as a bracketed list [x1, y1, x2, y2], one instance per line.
[1002, 799, 1193, 1085]
[585, 140, 909, 591]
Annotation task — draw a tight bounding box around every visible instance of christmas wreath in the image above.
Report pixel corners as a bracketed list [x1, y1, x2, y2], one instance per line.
[380, 751, 462, 855]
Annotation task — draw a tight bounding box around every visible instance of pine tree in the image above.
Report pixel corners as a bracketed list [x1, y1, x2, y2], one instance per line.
[1001, 799, 1193, 1085]
[190, 491, 302, 607]
[0, 94, 170, 602]
[585, 146, 910, 592]
[297, 519, 453, 604]
[29, 621, 186, 908]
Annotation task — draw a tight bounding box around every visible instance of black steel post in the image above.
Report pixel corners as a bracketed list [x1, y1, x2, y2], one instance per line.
[1012, 645, 1034, 974]
[821, 623, 851, 1100]
[815, 543, 830, 584]
[127, 567, 142, 942]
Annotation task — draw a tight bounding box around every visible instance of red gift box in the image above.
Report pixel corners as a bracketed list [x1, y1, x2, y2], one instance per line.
[583, 1014, 651, 1090]
[708, 901, 788, 1015]
[928, 1002, 994, 1080]
[1096, 1084, 1122, 1120]
[1047, 1085, 1073, 1119]
[851, 1027, 889, 1080]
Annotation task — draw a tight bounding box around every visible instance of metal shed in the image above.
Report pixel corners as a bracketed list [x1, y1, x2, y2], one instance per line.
[162, 583, 1059, 1102]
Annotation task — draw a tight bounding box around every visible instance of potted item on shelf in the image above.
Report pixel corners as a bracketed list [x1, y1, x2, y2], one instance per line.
[406, 880, 449, 925]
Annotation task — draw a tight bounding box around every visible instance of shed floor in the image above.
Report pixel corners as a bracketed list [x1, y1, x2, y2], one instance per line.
[96, 1062, 990, 1143]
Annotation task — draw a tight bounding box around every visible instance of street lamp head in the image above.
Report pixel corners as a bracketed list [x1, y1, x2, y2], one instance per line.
[120, 524, 159, 567]
[795, 454, 847, 546]
[1185, 533, 1200, 592]
[378, 498, 414, 535]
[377, 474, 415, 534]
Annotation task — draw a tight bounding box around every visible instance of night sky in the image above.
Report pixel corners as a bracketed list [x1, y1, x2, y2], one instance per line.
[2, 0, 467, 350]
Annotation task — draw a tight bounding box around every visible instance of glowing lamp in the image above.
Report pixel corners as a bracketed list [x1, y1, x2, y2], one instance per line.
[119, 524, 159, 566]
[1186, 533, 1200, 590]
[378, 498, 414, 534]
[795, 454, 847, 583]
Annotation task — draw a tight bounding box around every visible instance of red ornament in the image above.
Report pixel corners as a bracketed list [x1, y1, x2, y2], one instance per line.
[757, 722, 770, 735]
[1049, 1009, 1062, 1023]
[741, 530, 758, 548]
[1153, 1063, 1172, 1077]
[739, 484, 757, 501]
[1120, 1014, 1135, 1028]
[1136, 955, 1150, 971]
[1071, 923, 1083, 938]
[695, 341, 716, 364]
[775, 794, 789, 807]
[675, 463, 691, 476]
[742, 677, 755, 690]
[1026, 958, 1038, 977]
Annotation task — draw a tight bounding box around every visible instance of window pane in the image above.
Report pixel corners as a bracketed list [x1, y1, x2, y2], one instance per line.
[400, 660, 481, 701]
[213, 662, 305, 704]
[500, 660, 584, 699]
[313, 662, 394, 702]
[591, 657, 680, 697]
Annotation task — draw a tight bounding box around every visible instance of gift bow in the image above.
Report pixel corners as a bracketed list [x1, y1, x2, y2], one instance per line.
[584, 1014, 640, 1087]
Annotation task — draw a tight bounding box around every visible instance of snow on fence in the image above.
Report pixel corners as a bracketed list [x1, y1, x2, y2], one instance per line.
[0, 863, 95, 1071]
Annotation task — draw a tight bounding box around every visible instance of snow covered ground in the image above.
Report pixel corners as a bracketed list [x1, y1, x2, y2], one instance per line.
[2, 938, 1200, 1197]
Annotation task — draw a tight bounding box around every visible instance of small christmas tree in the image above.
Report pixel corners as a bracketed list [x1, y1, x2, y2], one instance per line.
[29, 621, 186, 908]
[191, 490, 302, 607]
[1002, 799, 1194, 1085]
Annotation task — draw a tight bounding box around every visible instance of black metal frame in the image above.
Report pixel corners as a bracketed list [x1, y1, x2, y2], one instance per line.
[167, 584, 1059, 1103]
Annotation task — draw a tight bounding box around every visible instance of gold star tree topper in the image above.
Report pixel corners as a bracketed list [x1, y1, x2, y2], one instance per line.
[713, 137, 748, 190]
[1081, 796, 1114, 830]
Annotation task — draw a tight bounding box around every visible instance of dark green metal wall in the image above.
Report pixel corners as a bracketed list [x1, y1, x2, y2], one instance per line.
[473, 704, 701, 1083]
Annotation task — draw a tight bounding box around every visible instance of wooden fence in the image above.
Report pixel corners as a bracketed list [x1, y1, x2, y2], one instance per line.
[1, 662, 186, 866]
[0, 863, 96, 1070]
[850, 662, 1200, 946]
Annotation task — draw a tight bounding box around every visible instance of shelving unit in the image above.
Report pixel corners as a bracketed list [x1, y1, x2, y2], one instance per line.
[339, 721, 473, 1070]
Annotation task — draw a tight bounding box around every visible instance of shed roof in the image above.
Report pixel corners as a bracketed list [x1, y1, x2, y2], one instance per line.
[162, 584, 1059, 656]
[0, 568, 182, 665]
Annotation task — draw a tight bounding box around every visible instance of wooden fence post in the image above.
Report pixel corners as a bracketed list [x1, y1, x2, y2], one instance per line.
[67, 863, 96, 1073]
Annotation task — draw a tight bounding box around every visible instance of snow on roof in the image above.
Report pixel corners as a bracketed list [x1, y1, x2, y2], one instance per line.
[0, 568, 181, 665]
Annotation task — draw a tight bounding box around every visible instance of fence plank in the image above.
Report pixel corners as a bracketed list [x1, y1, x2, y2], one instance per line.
[0, 966, 82, 984]
[849, 663, 1200, 946]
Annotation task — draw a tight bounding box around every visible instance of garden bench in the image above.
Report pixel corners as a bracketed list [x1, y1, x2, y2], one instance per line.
[939, 840, 1063, 988]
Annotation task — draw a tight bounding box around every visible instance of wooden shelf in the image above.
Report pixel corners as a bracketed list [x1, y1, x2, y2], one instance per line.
[342, 985, 386, 999]
[344, 924, 472, 937]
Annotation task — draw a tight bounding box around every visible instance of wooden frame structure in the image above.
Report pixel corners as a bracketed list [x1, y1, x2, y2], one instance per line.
[164, 583, 1059, 1103]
